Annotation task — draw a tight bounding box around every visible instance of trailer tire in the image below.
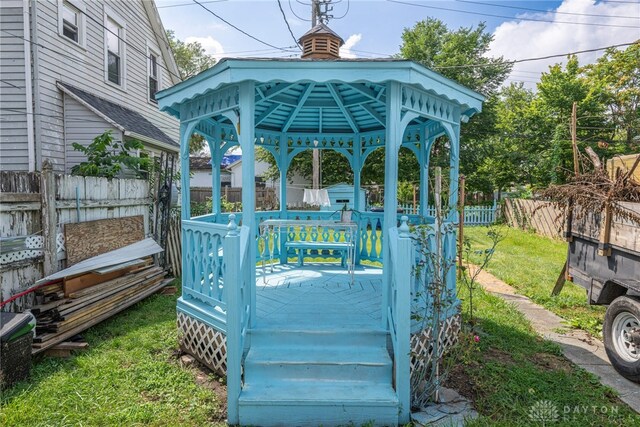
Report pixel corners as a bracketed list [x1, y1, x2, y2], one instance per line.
[603, 296, 640, 383]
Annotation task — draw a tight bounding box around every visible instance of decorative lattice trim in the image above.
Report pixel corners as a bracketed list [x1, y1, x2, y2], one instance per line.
[177, 312, 227, 376]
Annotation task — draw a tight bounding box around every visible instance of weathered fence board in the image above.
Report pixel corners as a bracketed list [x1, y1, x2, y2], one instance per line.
[503, 199, 564, 239]
[1, 169, 151, 311]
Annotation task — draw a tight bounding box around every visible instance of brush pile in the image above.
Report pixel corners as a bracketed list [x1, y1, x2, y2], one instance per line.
[538, 151, 640, 225]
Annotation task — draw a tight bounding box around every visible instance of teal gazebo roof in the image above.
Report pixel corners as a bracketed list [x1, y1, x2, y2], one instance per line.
[158, 58, 484, 137]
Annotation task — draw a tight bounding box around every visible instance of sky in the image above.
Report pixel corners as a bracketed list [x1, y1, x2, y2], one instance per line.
[156, 0, 640, 88]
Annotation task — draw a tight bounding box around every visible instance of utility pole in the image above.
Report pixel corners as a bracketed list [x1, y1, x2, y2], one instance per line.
[571, 101, 579, 177]
[311, 0, 317, 26]
[311, 0, 323, 189]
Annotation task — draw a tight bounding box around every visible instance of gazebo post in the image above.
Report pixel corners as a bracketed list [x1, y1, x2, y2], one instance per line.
[279, 133, 288, 264]
[447, 123, 461, 221]
[209, 123, 223, 221]
[209, 133, 222, 219]
[180, 121, 197, 220]
[382, 81, 401, 328]
[279, 133, 288, 216]
[352, 135, 362, 264]
[420, 135, 436, 218]
[239, 81, 257, 327]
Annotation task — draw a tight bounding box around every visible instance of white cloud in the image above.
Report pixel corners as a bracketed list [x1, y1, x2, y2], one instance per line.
[340, 33, 362, 59]
[488, 0, 640, 89]
[185, 36, 225, 60]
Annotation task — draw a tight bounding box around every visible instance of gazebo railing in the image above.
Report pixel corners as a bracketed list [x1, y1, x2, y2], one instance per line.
[189, 210, 432, 266]
[181, 219, 228, 331]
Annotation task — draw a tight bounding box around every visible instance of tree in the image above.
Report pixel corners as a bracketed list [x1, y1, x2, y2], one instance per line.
[584, 43, 640, 147]
[71, 131, 150, 179]
[166, 30, 216, 81]
[400, 18, 512, 195]
[399, 18, 511, 95]
[166, 30, 216, 153]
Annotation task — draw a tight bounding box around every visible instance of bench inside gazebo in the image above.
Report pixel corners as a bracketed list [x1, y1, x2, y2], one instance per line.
[157, 25, 483, 427]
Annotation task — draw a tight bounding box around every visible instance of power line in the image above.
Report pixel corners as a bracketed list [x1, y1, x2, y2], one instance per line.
[432, 41, 639, 69]
[455, 0, 640, 20]
[387, 0, 640, 29]
[289, 0, 311, 22]
[0, 29, 88, 66]
[157, 0, 227, 9]
[72, 6, 183, 82]
[0, 79, 24, 90]
[0, 108, 180, 136]
[192, 0, 292, 52]
[277, 0, 301, 50]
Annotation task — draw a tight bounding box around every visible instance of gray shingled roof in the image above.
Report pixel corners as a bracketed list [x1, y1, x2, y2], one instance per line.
[58, 82, 178, 148]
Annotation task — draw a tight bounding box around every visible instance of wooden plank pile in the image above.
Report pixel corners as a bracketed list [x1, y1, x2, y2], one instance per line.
[30, 257, 169, 353]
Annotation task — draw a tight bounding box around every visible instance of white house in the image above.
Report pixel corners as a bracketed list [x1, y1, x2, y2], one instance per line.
[226, 158, 309, 207]
[189, 156, 232, 188]
[0, 0, 180, 173]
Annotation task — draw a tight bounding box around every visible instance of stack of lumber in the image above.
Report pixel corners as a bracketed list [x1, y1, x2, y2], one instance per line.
[30, 258, 168, 353]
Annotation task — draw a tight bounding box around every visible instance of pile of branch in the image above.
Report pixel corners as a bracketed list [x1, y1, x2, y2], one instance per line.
[538, 149, 640, 225]
[30, 258, 169, 353]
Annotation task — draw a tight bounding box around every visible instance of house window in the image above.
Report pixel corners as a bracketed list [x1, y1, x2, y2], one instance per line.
[148, 52, 159, 102]
[62, 3, 79, 42]
[58, 0, 85, 47]
[106, 17, 123, 85]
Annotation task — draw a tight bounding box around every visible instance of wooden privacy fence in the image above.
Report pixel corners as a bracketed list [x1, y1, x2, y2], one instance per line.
[190, 186, 277, 207]
[503, 198, 564, 239]
[0, 162, 150, 311]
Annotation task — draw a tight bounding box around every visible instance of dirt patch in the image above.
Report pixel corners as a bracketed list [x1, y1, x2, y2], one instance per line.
[444, 362, 479, 404]
[140, 391, 161, 402]
[172, 350, 227, 422]
[483, 347, 515, 366]
[193, 366, 227, 422]
[530, 352, 574, 374]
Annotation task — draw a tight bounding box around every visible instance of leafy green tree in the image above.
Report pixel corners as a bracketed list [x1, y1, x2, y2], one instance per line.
[399, 18, 511, 94]
[166, 30, 216, 153]
[71, 131, 150, 179]
[166, 30, 216, 81]
[400, 18, 512, 195]
[584, 43, 640, 147]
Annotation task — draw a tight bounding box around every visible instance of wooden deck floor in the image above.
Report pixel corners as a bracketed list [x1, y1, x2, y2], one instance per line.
[255, 264, 383, 330]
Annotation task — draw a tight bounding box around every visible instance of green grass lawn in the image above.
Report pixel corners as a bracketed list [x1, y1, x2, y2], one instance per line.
[0, 284, 225, 427]
[2, 236, 636, 426]
[464, 225, 606, 337]
[456, 285, 638, 426]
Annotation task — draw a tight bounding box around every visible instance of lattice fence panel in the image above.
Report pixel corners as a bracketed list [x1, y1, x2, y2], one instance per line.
[410, 313, 461, 376]
[177, 312, 227, 376]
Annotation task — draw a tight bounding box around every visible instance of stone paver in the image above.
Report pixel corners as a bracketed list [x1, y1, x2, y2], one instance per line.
[411, 387, 479, 427]
[471, 266, 640, 413]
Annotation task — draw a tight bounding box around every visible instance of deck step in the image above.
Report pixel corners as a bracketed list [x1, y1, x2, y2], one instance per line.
[249, 327, 388, 348]
[238, 380, 399, 427]
[244, 345, 392, 383]
[240, 328, 398, 426]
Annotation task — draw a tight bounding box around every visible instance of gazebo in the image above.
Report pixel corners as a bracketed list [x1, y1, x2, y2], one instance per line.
[157, 28, 483, 426]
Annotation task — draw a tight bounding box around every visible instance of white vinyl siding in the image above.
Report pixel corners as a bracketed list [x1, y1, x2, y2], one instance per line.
[63, 94, 122, 173]
[30, 0, 179, 172]
[0, 3, 30, 171]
